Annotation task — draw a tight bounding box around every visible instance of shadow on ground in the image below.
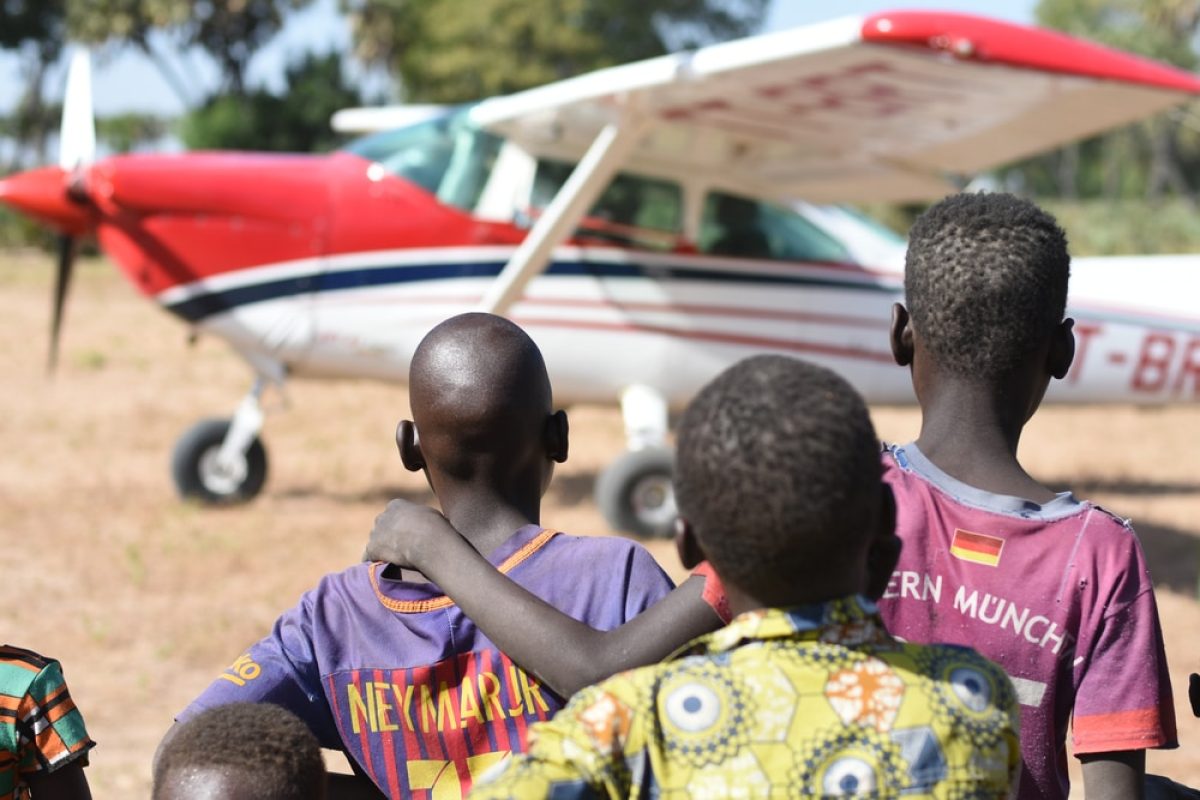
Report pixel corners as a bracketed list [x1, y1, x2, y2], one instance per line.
[1041, 477, 1200, 497]
[547, 472, 599, 506]
[273, 475, 601, 508]
[273, 484, 436, 506]
[1136, 521, 1200, 598]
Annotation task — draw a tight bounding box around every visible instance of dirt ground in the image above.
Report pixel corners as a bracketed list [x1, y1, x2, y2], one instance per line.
[2, 252, 1198, 797]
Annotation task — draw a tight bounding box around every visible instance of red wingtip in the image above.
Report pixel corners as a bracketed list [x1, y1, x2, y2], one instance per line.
[863, 10, 1200, 95]
[0, 166, 92, 237]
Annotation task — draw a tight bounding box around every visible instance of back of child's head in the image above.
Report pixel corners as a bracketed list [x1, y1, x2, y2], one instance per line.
[408, 312, 552, 477]
[674, 355, 880, 597]
[906, 192, 1070, 379]
[153, 703, 325, 800]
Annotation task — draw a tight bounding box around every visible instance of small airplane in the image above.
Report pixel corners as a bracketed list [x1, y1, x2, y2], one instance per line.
[4, 10, 1200, 537]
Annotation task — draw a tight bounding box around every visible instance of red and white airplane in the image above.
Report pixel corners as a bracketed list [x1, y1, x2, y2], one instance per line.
[4, 10, 1200, 536]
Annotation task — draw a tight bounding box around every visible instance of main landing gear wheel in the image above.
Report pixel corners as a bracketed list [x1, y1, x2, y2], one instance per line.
[171, 418, 268, 504]
[595, 447, 676, 539]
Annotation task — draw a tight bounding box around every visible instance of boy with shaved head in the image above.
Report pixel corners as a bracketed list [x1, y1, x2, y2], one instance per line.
[169, 313, 674, 799]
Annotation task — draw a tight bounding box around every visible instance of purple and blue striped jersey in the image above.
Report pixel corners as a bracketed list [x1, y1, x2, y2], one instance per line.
[178, 525, 674, 798]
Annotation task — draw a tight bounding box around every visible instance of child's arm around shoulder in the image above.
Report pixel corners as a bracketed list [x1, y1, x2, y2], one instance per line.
[366, 499, 725, 697]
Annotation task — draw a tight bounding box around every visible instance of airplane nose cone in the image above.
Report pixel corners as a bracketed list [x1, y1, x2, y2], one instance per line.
[0, 166, 91, 236]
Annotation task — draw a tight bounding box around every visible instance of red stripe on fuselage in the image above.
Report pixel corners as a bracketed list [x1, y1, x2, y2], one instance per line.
[513, 316, 896, 363]
[311, 293, 893, 330]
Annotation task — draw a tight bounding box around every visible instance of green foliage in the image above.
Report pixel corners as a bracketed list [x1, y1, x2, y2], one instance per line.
[343, 0, 768, 102]
[0, 207, 55, 250]
[2, 2, 66, 172]
[1041, 198, 1200, 255]
[1036, 0, 1199, 70]
[96, 113, 172, 153]
[65, 0, 317, 98]
[862, 198, 1200, 257]
[1, 0, 65, 57]
[1023, 0, 1200, 200]
[181, 52, 365, 151]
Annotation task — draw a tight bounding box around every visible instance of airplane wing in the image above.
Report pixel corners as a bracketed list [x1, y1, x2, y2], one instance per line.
[475, 10, 1200, 314]
[470, 10, 1200, 204]
[331, 104, 450, 134]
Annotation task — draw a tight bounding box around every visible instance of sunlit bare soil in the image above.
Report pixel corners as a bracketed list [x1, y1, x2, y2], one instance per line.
[2, 253, 1197, 797]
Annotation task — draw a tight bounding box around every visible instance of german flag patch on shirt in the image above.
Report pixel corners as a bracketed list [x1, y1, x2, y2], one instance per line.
[949, 529, 1005, 567]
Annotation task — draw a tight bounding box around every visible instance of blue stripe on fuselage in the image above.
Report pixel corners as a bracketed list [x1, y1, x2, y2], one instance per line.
[162, 259, 894, 323]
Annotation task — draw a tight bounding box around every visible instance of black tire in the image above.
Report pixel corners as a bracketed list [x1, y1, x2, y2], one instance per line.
[595, 447, 676, 538]
[171, 418, 268, 504]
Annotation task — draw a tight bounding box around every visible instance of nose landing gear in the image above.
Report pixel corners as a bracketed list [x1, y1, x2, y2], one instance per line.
[171, 379, 269, 503]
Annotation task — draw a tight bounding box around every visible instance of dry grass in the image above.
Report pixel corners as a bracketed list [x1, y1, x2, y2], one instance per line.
[1, 252, 1197, 797]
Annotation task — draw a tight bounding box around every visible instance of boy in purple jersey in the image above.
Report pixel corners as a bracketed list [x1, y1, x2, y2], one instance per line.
[165, 313, 675, 799]
[880, 192, 1175, 800]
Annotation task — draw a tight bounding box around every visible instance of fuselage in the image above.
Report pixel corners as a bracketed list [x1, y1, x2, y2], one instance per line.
[2, 109, 1198, 406]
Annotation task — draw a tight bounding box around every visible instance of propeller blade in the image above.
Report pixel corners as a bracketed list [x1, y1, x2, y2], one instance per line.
[48, 234, 77, 374]
[59, 49, 95, 172]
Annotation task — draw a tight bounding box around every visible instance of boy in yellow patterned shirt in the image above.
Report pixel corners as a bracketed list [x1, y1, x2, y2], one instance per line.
[471, 356, 1020, 799]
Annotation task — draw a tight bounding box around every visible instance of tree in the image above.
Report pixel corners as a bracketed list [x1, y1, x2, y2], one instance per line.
[1037, 0, 1199, 70]
[96, 113, 171, 153]
[1023, 0, 1200, 201]
[181, 52, 367, 152]
[342, 0, 769, 103]
[65, 0, 317, 101]
[1, 0, 67, 169]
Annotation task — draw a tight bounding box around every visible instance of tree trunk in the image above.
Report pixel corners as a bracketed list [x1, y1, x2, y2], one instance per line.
[1057, 143, 1079, 200]
[1102, 133, 1123, 200]
[1146, 119, 1194, 205]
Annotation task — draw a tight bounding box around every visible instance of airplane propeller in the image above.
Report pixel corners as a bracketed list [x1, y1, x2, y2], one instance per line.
[47, 234, 78, 373]
[46, 48, 96, 374]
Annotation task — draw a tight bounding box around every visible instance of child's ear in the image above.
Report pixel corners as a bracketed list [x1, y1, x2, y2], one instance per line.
[889, 303, 914, 367]
[1048, 318, 1076, 380]
[544, 410, 569, 464]
[396, 420, 425, 472]
[674, 518, 706, 570]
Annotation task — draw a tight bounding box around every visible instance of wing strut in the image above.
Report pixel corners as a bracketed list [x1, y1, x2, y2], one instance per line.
[478, 101, 652, 317]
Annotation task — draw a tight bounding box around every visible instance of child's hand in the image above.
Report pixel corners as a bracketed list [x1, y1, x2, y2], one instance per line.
[365, 499, 457, 567]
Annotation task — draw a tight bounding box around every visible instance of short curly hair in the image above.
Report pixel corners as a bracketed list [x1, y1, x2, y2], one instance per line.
[154, 703, 326, 800]
[674, 355, 880, 593]
[906, 192, 1070, 378]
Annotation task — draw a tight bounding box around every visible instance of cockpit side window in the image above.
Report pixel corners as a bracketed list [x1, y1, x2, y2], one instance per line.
[532, 160, 683, 250]
[343, 111, 502, 212]
[699, 191, 853, 263]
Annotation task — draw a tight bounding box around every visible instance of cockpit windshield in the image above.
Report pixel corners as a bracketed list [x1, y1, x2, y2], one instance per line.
[342, 109, 503, 212]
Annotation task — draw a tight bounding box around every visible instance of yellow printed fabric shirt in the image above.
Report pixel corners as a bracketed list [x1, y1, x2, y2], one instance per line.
[471, 596, 1019, 799]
